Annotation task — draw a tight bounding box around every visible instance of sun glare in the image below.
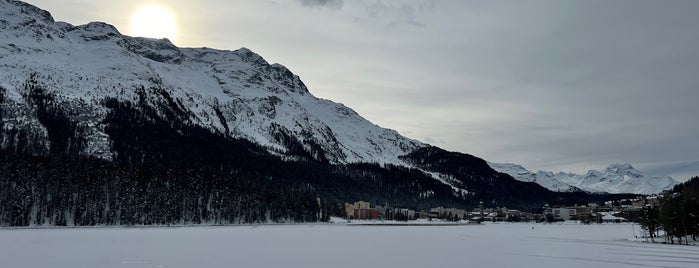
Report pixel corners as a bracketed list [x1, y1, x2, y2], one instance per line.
[130, 5, 177, 42]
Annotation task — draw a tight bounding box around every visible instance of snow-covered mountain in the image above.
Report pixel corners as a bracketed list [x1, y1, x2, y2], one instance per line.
[0, 1, 639, 223]
[0, 0, 423, 165]
[487, 162, 583, 192]
[489, 162, 678, 195]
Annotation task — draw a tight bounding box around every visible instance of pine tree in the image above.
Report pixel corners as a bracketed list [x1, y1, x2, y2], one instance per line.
[639, 206, 660, 242]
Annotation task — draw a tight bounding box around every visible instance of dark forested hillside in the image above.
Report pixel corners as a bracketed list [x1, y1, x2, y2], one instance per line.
[0, 151, 321, 226]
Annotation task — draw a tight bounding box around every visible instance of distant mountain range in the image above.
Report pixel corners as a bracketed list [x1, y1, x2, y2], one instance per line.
[488, 162, 678, 194]
[0, 0, 635, 226]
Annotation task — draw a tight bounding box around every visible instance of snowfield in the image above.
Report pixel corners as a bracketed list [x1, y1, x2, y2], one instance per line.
[1, 223, 697, 268]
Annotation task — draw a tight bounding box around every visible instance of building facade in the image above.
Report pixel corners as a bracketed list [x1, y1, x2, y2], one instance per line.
[544, 205, 578, 221]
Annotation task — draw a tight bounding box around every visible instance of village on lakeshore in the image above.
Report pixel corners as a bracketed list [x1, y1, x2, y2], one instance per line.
[340, 196, 663, 224]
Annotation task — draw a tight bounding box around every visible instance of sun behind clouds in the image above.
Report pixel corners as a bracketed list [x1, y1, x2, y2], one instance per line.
[130, 5, 177, 42]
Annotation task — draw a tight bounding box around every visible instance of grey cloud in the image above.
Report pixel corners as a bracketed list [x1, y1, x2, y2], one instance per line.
[296, 0, 342, 9]
[295, 0, 436, 25]
[364, 2, 421, 26]
[356, 0, 435, 27]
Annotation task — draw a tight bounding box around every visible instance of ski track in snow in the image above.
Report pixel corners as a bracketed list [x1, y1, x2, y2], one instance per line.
[0, 223, 697, 268]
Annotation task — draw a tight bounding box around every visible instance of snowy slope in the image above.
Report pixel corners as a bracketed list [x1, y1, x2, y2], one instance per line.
[0, 0, 423, 165]
[489, 162, 678, 194]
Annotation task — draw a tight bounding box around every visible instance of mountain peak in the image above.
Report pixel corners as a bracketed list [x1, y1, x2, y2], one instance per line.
[605, 163, 642, 177]
[606, 163, 634, 171]
[2, 0, 55, 24]
[77, 22, 121, 36]
[233, 47, 270, 67]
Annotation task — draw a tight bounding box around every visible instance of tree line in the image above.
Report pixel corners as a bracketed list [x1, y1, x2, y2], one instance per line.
[0, 151, 323, 226]
[639, 176, 699, 244]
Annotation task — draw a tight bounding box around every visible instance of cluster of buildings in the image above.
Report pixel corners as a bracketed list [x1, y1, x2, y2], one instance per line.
[541, 196, 663, 223]
[343, 201, 515, 222]
[343, 201, 417, 221]
[344, 197, 659, 223]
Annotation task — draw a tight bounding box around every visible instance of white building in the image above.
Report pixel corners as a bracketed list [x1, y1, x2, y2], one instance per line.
[544, 205, 577, 221]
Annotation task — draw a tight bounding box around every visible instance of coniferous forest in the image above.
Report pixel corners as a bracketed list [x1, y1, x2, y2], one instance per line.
[639, 176, 699, 244]
[0, 151, 323, 226]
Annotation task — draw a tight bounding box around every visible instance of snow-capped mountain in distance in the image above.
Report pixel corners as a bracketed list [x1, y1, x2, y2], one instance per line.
[489, 162, 679, 195]
[487, 162, 584, 192]
[0, 0, 423, 165]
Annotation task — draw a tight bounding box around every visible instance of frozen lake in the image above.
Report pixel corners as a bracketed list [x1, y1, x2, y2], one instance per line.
[1, 223, 697, 268]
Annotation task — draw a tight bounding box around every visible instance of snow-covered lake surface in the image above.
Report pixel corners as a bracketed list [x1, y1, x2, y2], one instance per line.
[1, 223, 697, 268]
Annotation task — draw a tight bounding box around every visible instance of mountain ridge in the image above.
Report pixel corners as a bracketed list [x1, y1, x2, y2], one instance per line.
[489, 162, 678, 194]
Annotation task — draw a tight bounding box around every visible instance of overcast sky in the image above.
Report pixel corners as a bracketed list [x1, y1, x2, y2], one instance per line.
[25, 0, 699, 181]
